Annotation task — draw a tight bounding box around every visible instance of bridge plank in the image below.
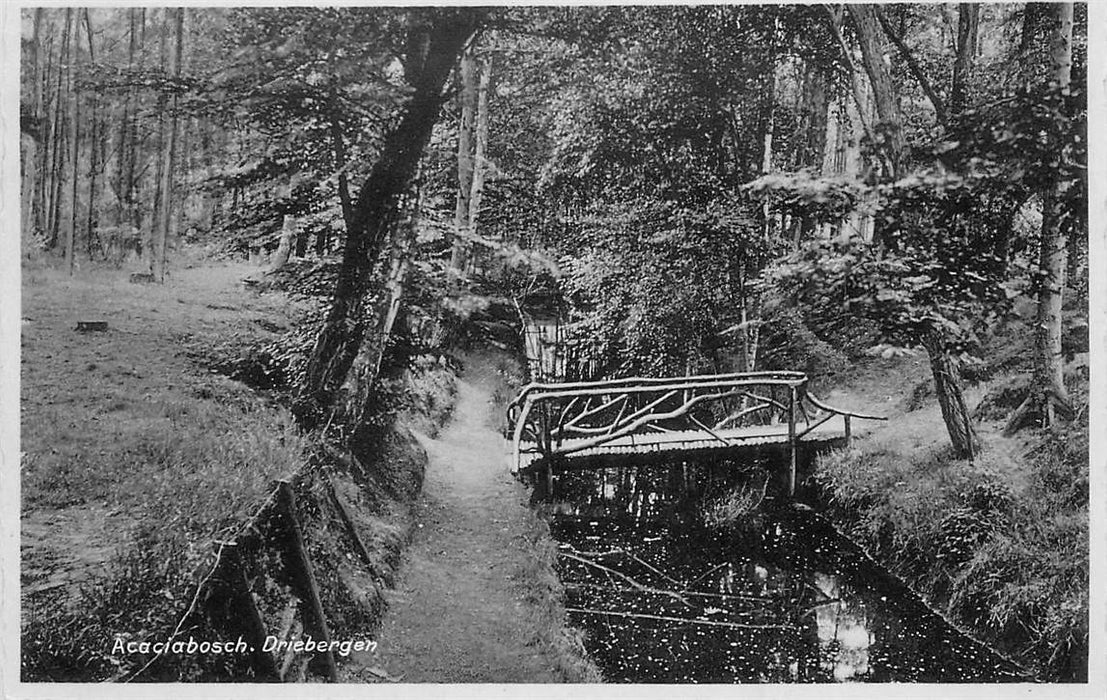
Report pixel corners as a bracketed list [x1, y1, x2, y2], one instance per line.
[512, 420, 862, 474]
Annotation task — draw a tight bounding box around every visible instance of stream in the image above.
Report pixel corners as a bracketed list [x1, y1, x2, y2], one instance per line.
[537, 460, 1031, 683]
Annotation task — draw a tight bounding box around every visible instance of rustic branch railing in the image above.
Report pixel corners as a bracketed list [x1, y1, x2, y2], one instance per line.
[506, 371, 885, 493]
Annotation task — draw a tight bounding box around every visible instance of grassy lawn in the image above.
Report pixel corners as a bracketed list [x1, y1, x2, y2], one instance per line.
[20, 255, 313, 677]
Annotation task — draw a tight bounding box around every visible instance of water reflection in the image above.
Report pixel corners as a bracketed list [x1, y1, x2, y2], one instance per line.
[540, 461, 1029, 684]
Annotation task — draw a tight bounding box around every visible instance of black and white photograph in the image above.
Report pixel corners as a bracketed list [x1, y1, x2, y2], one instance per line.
[3, 1, 1103, 695]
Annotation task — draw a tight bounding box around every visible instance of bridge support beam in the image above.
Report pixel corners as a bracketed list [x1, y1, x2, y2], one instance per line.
[788, 386, 797, 497]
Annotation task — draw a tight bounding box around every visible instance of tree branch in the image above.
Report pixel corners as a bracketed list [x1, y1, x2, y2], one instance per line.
[875, 7, 948, 126]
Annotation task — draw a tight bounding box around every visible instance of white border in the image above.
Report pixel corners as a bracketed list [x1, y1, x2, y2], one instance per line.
[1, 2, 1103, 699]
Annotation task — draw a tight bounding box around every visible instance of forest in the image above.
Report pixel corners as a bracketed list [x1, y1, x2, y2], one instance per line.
[17, 3, 1091, 687]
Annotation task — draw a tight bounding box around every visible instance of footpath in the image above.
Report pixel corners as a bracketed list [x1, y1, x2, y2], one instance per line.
[369, 354, 562, 682]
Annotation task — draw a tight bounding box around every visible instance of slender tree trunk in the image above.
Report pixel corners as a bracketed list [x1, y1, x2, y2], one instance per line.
[83, 9, 100, 258]
[759, 11, 779, 241]
[32, 25, 52, 240]
[22, 10, 44, 244]
[153, 7, 183, 283]
[66, 8, 80, 275]
[449, 44, 477, 276]
[327, 86, 353, 254]
[950, 4, 979, 116]
[116, 8, 138, 230]
[1005, 2, 1075, 435]
[49, 11, 72, 250]
[468, 54, 492, 238]
[923, 330, 979, 459]
[876, 6, 948, 125]
[294, 10, 482, 429]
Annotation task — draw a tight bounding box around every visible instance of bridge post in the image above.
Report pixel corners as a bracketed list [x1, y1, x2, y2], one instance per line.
[845, 415, 852, 445]
[788, 386, 797, 496]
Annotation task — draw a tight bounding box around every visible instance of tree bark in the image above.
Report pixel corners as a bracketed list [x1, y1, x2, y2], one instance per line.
[327, 85, 353, 254]
[1006, 2, 1075, 435]
[848, 4, 905, 180]
[294, 10, 483, 429]
[922, 330, 979, 459]
[949, 4, 979, 116]
[875, 6, 948, 125]
[49, 10, 72, 250]
[83, 9, 101, 258]
[468, 54, 492, 239]
[152, 8, 183, 283]
[66, 8, 80, 276]
[449, 44, 477, 276]
[22, 9, 43, 243]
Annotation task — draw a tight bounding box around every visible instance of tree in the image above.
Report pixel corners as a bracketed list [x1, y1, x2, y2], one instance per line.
[152, 8, 184, 283]
[847, 4, 905, 181]
[293, 8, 484, 429]
[1005, 2, 1077, 435]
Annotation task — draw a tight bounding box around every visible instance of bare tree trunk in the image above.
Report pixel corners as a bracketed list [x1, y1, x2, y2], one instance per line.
[49, 10, 72, 250]
[152, 8, 183, 283]
[848, 3, 904, 180]
[66, 8, 80, 276]
[83, 9, 101, 258]
[876, 6, 948, 125]
[293, 10, 482, 429]
[345, 183, 422, 432]
[923, 330, 979, 459]
[32, 22, 52, 240]
[268, 215, 297, 272]
[449, 44, 477, 276]
[1005, 2, 1074, 435]
[326, 85, 353, 255]
[468, 54, 492, 239]
[22, 9, 44, 244]
[116, 8, 140, 231]
[950, 3, 979, 116]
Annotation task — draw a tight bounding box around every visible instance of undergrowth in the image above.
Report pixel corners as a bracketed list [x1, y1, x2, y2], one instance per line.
[814, 410, 1089, 681]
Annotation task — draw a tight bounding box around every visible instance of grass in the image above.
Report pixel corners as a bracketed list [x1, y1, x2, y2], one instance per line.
[811, 350, 1089, 682]
[21, 253, 314, 679]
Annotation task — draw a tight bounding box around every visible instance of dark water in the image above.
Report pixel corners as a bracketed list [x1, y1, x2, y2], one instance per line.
[539, 462, 1031, 684]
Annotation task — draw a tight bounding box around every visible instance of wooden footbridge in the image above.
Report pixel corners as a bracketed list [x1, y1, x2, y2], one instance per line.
[506, 371, 884, 495]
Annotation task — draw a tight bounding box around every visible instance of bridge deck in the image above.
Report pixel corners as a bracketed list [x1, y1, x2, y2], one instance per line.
[514, 420, 859, 474]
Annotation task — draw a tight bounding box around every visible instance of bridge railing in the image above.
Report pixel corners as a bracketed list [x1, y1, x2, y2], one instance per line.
[506, 371, 884, 474]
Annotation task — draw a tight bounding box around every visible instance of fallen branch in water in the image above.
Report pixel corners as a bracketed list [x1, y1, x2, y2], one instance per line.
[565, 607, 797, 630]
[559, 551, 691, 607]
[564, 581, 773, 604]
[566, 545, 682, 588]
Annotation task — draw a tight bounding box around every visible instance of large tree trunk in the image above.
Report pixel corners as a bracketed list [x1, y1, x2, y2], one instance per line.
[923, 330, 979, 459]
[848, 4, 904, 181]
[1005, 2, 1074, 435]
[293, 10, 482, 429]
[345, 183, 423, 434]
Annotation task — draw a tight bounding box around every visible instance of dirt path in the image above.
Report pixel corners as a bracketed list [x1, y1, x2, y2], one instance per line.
[370, 354, 562, 682]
